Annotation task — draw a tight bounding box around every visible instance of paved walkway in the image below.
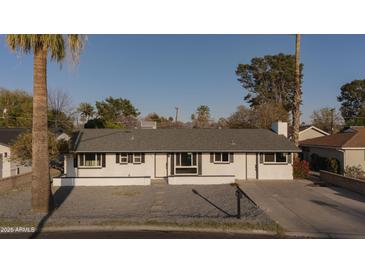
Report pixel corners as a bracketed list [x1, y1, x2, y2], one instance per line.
[238, 179, 365, 238]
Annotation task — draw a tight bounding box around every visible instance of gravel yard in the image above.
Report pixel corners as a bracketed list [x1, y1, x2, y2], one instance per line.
[0, 184, 274, 229]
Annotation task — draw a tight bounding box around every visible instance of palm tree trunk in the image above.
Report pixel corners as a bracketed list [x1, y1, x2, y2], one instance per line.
[31, 48, 52, 213]
[292, 34, 301, 151]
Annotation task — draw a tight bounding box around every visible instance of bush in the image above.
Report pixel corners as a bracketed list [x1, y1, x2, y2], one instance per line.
[328, 158, 340, 174]
[344, 165, 365, 179]
[293, 159, 310, 178]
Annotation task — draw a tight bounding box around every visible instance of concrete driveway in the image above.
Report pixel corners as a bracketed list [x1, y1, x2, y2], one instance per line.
[238, 179, 365, 238]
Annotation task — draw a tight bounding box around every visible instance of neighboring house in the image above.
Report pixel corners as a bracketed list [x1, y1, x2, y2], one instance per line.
[53, 125, 300, 186]
[300, 126, 365, 173]
[56, 132, 71, 142]
[288, 125, 329, 141]
[0, 128, 32, 178]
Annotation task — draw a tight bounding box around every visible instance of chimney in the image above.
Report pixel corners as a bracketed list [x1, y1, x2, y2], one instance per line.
[272, 121, 288, 138]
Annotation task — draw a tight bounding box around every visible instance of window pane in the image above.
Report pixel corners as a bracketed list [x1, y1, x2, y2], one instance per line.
[222, 153, 229, 162]
[176, 167, 197, 174]
[192, 153, 197, 165]
[120, 153, 128, 163]
[85, 153, 95, 166]
[264, 153, 275, 162]
[181, 153, 192, 166]
[96, 154, 101, 165]
[215, 153, 221, 162]
[276, 153, 287, 162]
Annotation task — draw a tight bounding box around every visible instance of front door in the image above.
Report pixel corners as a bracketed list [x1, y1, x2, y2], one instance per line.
[155, 153, 167, 178]
[246, 153, 257, 180]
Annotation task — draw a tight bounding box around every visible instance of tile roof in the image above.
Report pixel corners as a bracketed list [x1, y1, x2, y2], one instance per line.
[71, 128, 300, 153]
[0, 128, 28, 146]
[300, 127, 365, 148]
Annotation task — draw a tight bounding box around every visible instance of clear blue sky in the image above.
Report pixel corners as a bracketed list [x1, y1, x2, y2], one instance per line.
[1, 34, 365, 122]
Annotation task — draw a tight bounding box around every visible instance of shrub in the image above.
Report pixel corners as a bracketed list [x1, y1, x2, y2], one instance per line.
[328, 158, 340, 174]
[293, 159, 310, 178]
[344, 165, 365, 179]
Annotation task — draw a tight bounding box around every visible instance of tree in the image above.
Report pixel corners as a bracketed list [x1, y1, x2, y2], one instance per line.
[292, 34, 302, 147]
[93, 96, 140, 128]
[6, 34, 85, 213]
[144, 112, 185, 128]
[337, 79, 365, 126]
[236, 53, 303, 112]
[77, 102, 95, 124]
[10, 131, 59, 167]
[252, 102, 289, 129]
[192, 105, 210, 128]
[226, 105, 255, 128]
[0, 88, 33, 128]
[310, 107, 343, 134]
[48, 89, 73, 131]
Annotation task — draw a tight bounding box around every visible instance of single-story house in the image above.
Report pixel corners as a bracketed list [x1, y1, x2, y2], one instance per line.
[300, 126, 365, 173]
[288, 125, 329, 141]
[53, 124, 300, 186]
[0, 128, 32, 178]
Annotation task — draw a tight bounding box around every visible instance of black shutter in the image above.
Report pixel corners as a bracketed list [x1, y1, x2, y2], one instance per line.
[74, 154, 78, 167]
[102, 153, 106, 167]
[141, 153, 145, 163]
[198, 153, 202, 175]
[260, 153, 263, 164]
[288, 153, 292, 164]
[116, 153, 120, 163]
[128, 153, 133, 163]
[170, 153, 174, 175]
[210, 153, 214, 163]
[229, 152, 234, 163]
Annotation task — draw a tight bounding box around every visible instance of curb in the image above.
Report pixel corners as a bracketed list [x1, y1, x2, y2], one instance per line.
[39, 224, 280, 237]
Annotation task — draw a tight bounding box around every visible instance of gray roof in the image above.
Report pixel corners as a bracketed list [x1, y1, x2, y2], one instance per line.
[0, 128, 28, 146]
[71, 128, 300, 153]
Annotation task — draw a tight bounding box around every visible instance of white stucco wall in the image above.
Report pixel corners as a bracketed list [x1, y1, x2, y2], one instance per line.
[201, 152, 246, 179]
[257, 162, 293, 180]
[169, 176, 235, 185]
[0, 144, 11, 178]
[76, 153, 155, 178]
[0, 144, 30, 178]
[344, 149, 365, 170]
[56, 151, 294, 185]
[53, 177, 150, 186]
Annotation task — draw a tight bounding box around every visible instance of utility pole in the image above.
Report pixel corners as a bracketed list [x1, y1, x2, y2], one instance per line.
[175, 107, 179, 123]
[330, 108, 335, 135]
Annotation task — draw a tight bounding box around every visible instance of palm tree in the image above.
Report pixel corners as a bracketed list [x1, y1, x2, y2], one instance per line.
[77, 102, 95, 123]
[292, 34, 301, 150]
[196, 105, 210, 128]
[5, 35, 85, 213]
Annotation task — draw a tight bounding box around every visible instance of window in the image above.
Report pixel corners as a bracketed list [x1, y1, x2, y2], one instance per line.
[175, 153, 198, 174]
[79, 153, 102, 167]
[133, 153, 142, 164]
[264, 152, 288, 163]
[120, 153, 128, 164]
[214, 152, 229, 163]
[4, 152, 7, 158]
